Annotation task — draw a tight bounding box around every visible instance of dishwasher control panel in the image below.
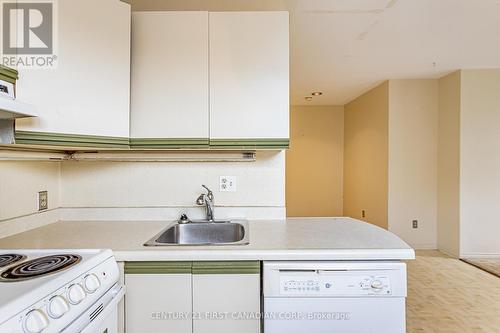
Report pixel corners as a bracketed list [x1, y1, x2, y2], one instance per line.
[264, 261, 407, 298]
[279, 273, 391, 296]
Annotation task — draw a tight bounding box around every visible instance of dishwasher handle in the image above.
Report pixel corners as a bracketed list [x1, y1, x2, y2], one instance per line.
[277, 269, 397, 276]
[278, 269, 317, 273]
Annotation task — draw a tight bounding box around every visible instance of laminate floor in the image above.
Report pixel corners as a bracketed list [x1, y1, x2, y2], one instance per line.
[406, 251, 500, 333]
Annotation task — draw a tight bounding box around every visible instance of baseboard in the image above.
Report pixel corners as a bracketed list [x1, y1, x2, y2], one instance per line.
[460, 253, 500, 259]
[438, 247, 460, 258]
[406, 243, 437, 250]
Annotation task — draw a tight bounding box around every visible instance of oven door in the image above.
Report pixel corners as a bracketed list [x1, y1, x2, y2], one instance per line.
[62, 284, 125, 333]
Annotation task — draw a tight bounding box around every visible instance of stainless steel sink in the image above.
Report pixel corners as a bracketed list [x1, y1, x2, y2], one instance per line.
[144, 220, 249, 246]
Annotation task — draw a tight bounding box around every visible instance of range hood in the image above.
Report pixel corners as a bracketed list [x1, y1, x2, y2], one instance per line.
[0, 64, 37, 144]
[0, 98, 37, 145]
[0, 97, 37, 119]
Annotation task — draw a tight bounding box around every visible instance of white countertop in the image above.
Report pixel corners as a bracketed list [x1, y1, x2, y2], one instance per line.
[0, 217, 415, 261]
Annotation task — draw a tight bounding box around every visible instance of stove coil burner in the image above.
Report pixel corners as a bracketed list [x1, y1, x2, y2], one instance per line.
[0, 254, 81, 281]
[0, 254, 26, 268]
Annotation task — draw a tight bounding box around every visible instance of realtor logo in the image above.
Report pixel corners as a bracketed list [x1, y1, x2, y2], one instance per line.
[1, 0, 57, 68]
[3, 2, 53, 54]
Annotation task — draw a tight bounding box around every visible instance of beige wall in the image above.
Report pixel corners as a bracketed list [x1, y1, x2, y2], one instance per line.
[344, 82, 389, 229]
[388, 80, 438, 249]
[0, 161, 61, 221]
[437, 71, 461, 257]
[286, 105, 344, 217]
[460, 69, 500, 256]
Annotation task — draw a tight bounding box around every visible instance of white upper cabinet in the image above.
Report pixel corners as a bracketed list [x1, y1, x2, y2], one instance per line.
[15, 0, 131, 146]
[209, 12, 289, 145]
[130, 12, 209, 148]
[12, 9, 289, 149]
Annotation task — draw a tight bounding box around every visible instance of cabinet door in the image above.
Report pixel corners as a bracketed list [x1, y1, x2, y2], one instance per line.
[130, 12, 209, 149]
[192, 262, 261, 333]
[209, 12, 289, 148]
[15, 0, 131, 147]
[125, 262, 192, 333]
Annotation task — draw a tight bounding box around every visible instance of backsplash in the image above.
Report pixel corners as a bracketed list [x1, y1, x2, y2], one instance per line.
[0, 151, 285, 237]
[60, 151, 285, 210]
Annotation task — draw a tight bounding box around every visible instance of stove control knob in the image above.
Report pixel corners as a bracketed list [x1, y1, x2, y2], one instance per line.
[48, 295, 70, 319]
[370, 280, 384, 289]
[68, 284, 86, 304]
[24, 309, 49, 333]
[84, 273, 101, 294]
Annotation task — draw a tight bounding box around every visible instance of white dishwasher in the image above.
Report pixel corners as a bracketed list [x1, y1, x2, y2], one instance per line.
[263, 261, 407, 333]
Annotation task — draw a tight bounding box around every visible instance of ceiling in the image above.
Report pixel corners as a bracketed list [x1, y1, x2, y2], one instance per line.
[131, 0, 500, 105]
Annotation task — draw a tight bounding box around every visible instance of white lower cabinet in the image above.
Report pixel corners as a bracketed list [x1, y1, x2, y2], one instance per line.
[124, 262, 193, 333]
[192, 262, 261, 333]
[124, 261, 260, 333]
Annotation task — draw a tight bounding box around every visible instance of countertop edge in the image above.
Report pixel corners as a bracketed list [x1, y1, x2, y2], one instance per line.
[114, 248, 416, 262]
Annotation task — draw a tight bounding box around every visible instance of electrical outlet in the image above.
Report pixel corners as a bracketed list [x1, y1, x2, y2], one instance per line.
[38, 191, 48, 211]
[361, 210, 366, 218]
[412, 220, 418, 229]
[220, 176, 236, 192]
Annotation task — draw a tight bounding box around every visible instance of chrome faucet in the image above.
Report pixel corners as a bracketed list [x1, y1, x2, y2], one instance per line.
[196, 185, 215, 221]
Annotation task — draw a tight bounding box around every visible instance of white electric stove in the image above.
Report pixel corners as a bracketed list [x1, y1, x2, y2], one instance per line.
[0, 249, 124, 333]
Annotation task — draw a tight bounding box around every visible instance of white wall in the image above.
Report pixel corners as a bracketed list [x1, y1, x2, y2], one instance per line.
[60, 151, 285, 220]
[388, 80, 439, 249]
[460, 69, 500, 256]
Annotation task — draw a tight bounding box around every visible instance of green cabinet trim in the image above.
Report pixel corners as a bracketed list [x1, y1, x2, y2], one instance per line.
[12, 132, 289, 150]
[0, 73, 16, 85]
[192, 261, 260, 274]
[0, 65, 18, 80]
[125, 261, 192, 274]
[209, 138, 289, 149]
[130, 138, 209, 149]
[124, 261, 260, 274]
[14, 131, 130, 148]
